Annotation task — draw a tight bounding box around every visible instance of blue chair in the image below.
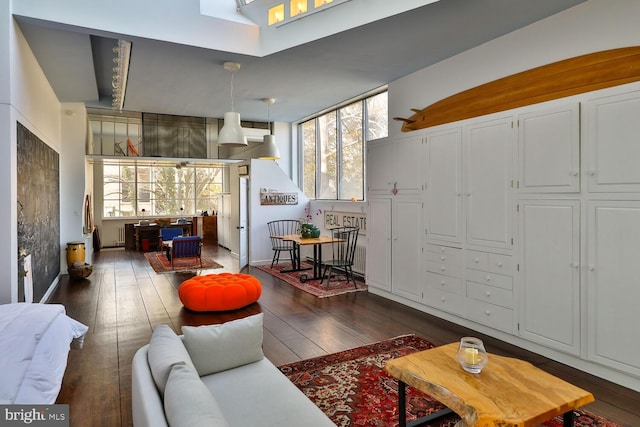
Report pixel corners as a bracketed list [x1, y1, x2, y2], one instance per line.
[171, 236, 202, 268]
[159, 227, 183, 254]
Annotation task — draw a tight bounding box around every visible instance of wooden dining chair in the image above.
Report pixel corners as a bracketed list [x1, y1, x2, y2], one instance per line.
[320, 226, 360, 288]
[267, 220, 301, 268]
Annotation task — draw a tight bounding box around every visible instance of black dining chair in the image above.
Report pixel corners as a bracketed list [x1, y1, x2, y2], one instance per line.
[267, 220, 301, 268]
[320, 226, 360, 288]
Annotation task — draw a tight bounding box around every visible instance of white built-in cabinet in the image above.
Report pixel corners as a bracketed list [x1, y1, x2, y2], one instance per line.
[587, 202, 640, 376]
[391, 197, 423, 300]
[517, 200, 581, 355]
[366, 137, 423, 296]
[518, 104, 580, 193]
[217, 194, 231, 248]
[584, 89, 640, 193]
[464, 117, 514, 249]
[367, 135, 423, 195]
[366, 81, 640, 391]
[425, 128, 463, 243]
[366, 198, 392, 292]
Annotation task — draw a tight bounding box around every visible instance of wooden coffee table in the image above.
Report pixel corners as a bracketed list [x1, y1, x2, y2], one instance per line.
[384, 342, 594, 427]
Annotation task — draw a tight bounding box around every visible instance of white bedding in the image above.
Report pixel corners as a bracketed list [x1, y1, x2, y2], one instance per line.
[0, 303, 88, 404]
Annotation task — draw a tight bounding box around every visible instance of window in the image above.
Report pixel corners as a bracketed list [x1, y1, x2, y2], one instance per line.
[300, 90, 387, 200]
[102, 161, 224, 218]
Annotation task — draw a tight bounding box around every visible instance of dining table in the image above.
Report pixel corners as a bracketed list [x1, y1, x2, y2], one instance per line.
[273, 234, 342, 282]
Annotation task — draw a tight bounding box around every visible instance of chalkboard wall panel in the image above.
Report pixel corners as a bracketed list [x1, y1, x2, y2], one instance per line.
[17, 122, 61, 302]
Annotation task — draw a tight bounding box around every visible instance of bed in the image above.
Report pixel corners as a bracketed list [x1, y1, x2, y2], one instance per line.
[0, 303, 88, 404]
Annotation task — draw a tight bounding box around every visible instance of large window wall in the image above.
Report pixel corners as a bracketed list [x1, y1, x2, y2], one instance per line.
[102, 161, 224, 218]
[301, 90, 388, 200]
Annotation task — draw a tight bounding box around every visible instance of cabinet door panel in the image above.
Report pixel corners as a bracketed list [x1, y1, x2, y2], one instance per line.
[519, 104, 580, 193]
[519, 200, 580, 355]
[395, 135, 424, 193]
[425, 128, 463, 243]
[465, 117, 513, 249]
[392, 198, 423, 300]
[588, 201, 640, 374]
[366, 198, 392, 291]
[585, 90, 640, 192]
[367, 140, 394, 193]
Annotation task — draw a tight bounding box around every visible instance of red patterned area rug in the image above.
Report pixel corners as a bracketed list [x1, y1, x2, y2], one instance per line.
[255, 261, 367, 298]
[144, 252, 222, 273]
[278, 335, 621, 427]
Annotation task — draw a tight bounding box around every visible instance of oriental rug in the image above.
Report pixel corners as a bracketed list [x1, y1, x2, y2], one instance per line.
[278, 335, 622, 427]
[255, 261, 367, 298]
[144, 252, 223, 273]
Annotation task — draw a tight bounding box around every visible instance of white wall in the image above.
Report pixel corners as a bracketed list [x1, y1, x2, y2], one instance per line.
[388, 0, 640, 139]
[60, 103, 92, 273]
[248, 159, 309, 265]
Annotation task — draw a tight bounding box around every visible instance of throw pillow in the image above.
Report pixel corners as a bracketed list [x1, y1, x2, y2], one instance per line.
[147, 325, 195, 396]
[164, 362, 230, 427]
[182, 313, 264, 376]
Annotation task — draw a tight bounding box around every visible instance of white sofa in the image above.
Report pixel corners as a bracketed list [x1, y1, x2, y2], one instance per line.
[131, 313, 335, 427]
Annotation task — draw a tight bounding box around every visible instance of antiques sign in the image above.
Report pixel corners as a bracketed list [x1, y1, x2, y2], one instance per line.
[260, 192, 298, 205]
[324, 210, 366, 234]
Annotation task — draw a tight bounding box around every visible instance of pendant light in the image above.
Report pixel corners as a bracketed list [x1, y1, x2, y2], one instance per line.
[258, 98, 281, 160]
[218, 62, 248, 147]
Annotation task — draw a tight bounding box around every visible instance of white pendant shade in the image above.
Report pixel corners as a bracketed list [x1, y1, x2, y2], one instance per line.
[258, 134, 280, 160]
[218, 112, 248, 146]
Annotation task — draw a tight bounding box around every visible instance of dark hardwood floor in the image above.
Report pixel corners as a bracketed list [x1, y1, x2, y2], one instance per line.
[50, 245, 640, 426]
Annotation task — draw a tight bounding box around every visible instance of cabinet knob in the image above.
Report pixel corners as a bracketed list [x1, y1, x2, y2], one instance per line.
[466, 192, 471, 196]
[440, 266, 446, 272]
[473, 258, 480, 263]
[485, 310, 491, 316]
[589, 266, 595, 272]
[485, 276, 491, 282]
[440, 256, 446, 261]
[572, 262, 580, 268]
[440, 281, 446, 286]
[485, 291, 491, 297]
[586, 171, 595, 176]
[441, 297, 446, 302]
[441, 247, 445, 253]
[569, 171, 578, 176]
[497, 261, 503, 267]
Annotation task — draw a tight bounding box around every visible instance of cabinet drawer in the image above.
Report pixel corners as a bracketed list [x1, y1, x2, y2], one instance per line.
[466, 250, 489, 270]
[423, 287, 464, 316]
[465, 269, 512, 290]
[424, 244, 462, 256]
[466, 282, 513, 308]
[425, 260, 462, 278]
[425, 271, 463, 294]
[466, 299, 513, 333]
[488, 253, 512, 275]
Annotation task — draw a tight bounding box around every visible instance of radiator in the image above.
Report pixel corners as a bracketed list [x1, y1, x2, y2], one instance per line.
[352, 242, 366, 275]
[117, 227, 125, 246]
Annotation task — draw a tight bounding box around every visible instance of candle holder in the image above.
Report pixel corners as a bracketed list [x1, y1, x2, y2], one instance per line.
[456, 337, 489, 374]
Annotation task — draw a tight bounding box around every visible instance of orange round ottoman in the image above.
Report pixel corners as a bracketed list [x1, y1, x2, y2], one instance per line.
[178, 273, 262, 312]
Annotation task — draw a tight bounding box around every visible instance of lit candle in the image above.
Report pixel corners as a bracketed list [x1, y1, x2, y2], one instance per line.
[465, 347, 479, 365]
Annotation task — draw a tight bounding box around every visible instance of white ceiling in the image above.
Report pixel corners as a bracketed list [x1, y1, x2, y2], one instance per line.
[14, 0, 586, 123]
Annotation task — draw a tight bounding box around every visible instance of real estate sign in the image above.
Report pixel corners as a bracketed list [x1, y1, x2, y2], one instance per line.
[324, 211, 366, 234]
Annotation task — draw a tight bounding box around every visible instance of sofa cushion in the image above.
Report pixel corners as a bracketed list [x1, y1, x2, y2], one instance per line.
[164, 362, 230, 427]
[182, 313, 264, 376]
[147, 325, 195, 396]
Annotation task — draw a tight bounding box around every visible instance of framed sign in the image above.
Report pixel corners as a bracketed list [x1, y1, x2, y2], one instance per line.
[260, 192, 298, 205]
